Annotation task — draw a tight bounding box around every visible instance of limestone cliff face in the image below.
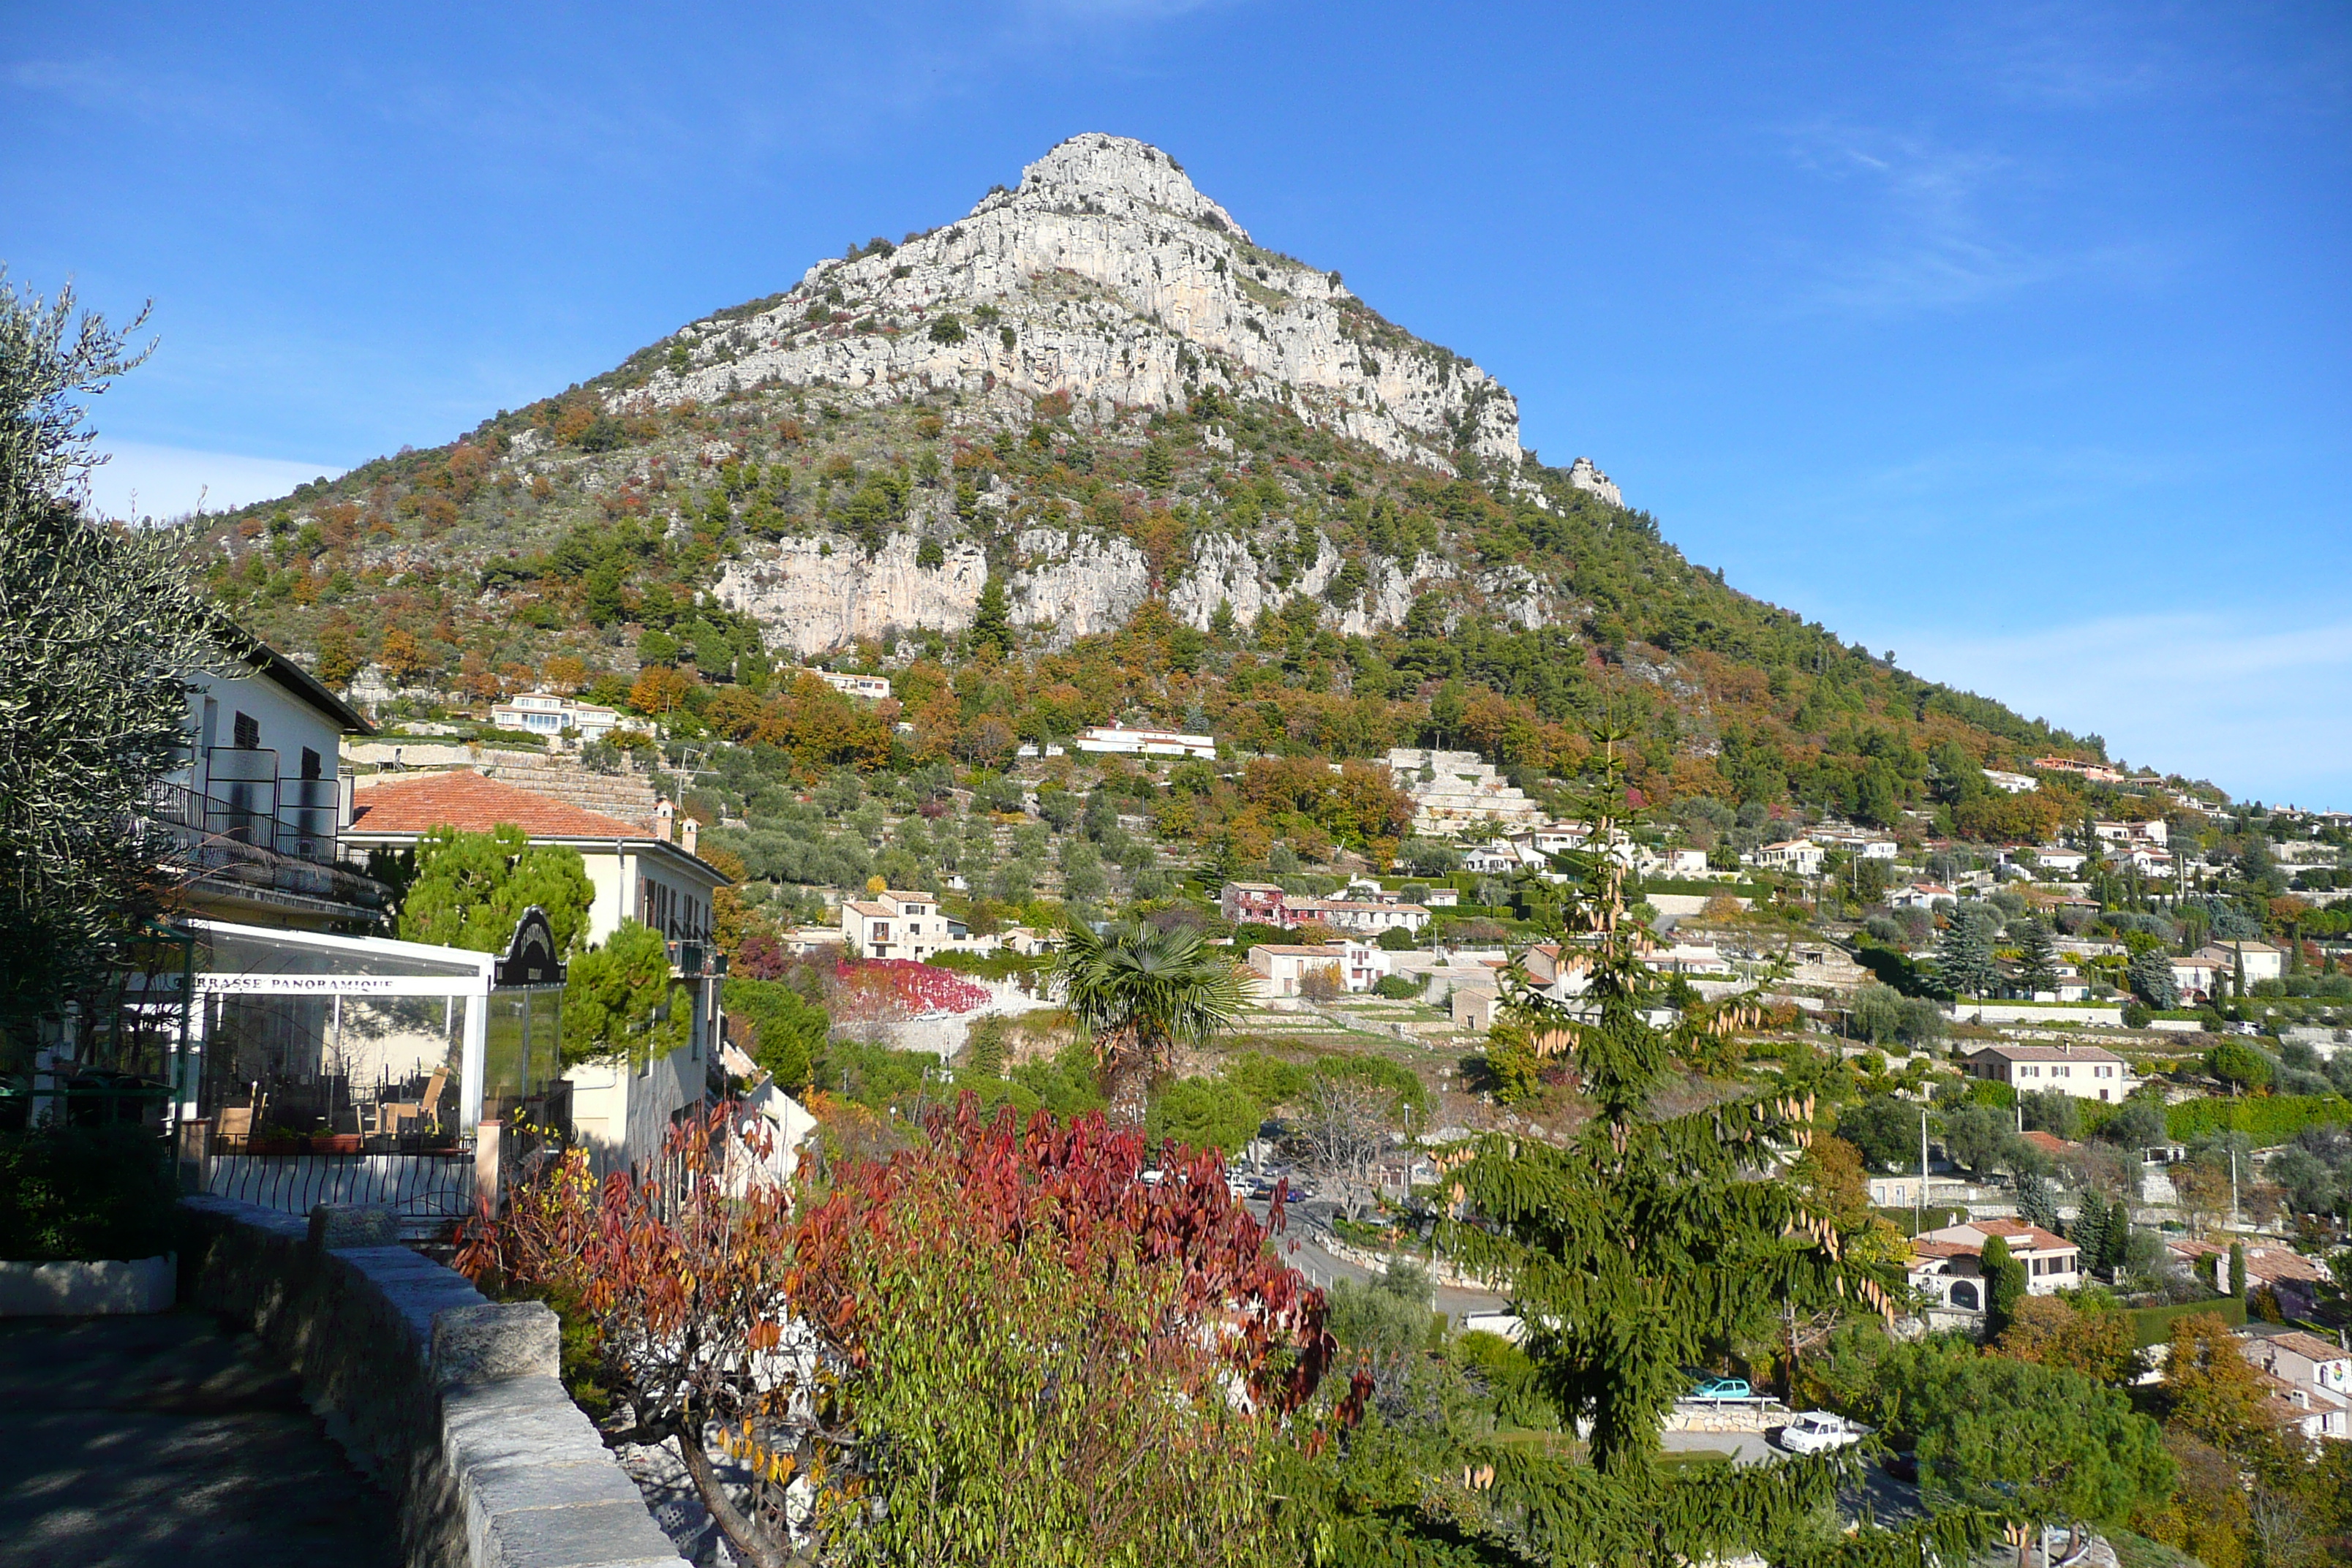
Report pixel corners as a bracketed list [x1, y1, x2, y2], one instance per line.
[626, 134, 1527, 472]
[712, 533, 989, 657]
[641, 133, 1623, 658]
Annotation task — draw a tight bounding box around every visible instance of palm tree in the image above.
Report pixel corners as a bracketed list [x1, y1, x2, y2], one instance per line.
[1051, 921, 1247, 1126]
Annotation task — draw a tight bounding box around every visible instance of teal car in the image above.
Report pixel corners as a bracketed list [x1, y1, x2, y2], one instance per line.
[1687, 1376, 1752, 1401]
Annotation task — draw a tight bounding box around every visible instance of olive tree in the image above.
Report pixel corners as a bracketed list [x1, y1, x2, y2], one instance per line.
[0, 276, 228, 1029]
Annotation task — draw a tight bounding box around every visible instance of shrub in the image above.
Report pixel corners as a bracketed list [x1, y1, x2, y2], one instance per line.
[1373, 974, 1420, 1000]
[927, 314, 965, 344]
[2166, 1093, 2350, 1146]
[0, 1126, 178, 1262]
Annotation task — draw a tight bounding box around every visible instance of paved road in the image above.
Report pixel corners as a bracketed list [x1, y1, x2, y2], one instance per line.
[1256, 1198, 1511, 1324]
[0, 1310, 399, 1568]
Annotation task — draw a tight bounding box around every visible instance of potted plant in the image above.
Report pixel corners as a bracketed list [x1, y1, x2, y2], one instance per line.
[249, 1123, 305, 1156]
[309, 1132, 363, 1155]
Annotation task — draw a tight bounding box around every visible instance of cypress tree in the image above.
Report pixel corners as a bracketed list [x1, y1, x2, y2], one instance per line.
[970, 573, 1013, 657]
[1981, 1233, 2026, 1338]
[2016, 917, 2059, 998]
[2228, 1240, 2246, 1299]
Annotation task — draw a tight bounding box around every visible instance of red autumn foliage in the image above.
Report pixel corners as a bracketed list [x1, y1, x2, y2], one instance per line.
[791, 1096, 1337, 1419]
[458, 1096, 1346, 1566]
[830, 957, 988, 1017]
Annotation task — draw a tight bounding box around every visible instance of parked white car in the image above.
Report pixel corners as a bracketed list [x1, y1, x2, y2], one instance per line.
[1777, 1411, 1869, 1455]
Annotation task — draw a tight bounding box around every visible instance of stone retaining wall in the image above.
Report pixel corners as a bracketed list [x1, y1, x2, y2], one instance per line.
[0, 1253, 175, 1315]
[181, 1195, 686, 1568]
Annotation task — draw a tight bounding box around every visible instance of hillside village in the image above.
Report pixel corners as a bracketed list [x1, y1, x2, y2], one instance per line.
[8, 134, 2351, 1568]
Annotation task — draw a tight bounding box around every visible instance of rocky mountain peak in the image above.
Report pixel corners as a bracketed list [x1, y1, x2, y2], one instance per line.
[1009, 133, 1250, 242]
[633, 134, 1534, 477]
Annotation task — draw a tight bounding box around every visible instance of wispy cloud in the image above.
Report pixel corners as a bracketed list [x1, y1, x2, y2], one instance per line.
[4, 55, 284, 135]
[1776, 121, 2160, 315]
[1891, 611, 2352, 809]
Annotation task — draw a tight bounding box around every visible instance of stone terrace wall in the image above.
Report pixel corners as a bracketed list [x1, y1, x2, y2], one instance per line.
[181, 1195, 686, 1568]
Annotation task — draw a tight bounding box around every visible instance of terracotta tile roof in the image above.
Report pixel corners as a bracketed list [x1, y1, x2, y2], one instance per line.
[1967, 1043, 2125, 1064]
[2245, 1246, 2329, 1284]
[2020, 1130, 2079, 1156]
[1921, 1218, 2076, 1254]
[1973, 1217, 2076, 1251]
[348, 770, 649, 840]
[2266, 1331, 2352, 1364]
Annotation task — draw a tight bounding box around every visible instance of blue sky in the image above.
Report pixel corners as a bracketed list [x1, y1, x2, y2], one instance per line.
[7, 2, 2348, 807]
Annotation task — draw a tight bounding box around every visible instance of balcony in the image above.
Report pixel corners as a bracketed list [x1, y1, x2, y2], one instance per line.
[144, 766, 392, 923]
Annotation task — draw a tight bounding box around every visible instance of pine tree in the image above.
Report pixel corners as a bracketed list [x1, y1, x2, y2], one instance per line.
[1936, 904, 2002, 1000]
[2018, 1171, 2061, 1233]
[2127, 946, 2181, 1009]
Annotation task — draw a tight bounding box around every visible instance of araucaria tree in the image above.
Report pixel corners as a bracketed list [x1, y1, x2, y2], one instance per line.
[0, 276, 227, 1027]
[1427, 775, 1990, 1564]
[1052, 919, 1247, 1124]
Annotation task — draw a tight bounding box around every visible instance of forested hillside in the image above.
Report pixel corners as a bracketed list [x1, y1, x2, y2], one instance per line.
[184, 134, 2122, 831]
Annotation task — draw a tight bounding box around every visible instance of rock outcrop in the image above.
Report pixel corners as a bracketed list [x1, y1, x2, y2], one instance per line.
[633, 133, 1626, 659]
[625, 134, 1530, 472]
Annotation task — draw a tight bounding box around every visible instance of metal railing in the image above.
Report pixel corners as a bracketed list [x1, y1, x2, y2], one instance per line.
[143, 780, 393, 916]
[205, 1150, 478, 1241]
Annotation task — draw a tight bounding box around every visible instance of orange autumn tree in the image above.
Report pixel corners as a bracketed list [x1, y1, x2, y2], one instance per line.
[461, 1098, 1342, 1568]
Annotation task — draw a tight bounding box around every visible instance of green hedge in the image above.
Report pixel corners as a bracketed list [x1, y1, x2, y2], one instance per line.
[1637, 878, 1770, 900]
[2166, 1094, 2352, 1146]
[2125, 1296, 2246, 1349]
[1872, 1205, 1970, 1238]
[0, 1126, 180, 1262]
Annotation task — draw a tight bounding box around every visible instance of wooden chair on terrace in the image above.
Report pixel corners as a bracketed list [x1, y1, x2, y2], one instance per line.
[215, 1097, 265, 1150]
[377, 1068, 449, 1142]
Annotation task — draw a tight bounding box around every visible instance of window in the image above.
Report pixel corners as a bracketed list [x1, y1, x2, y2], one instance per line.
[233, 711, 260, 750]
[301, 747, 323, 780]
[871, 922, 890, 943]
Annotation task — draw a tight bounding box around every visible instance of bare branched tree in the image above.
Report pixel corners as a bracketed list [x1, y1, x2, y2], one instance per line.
[1296, 1074, 1392, 1219]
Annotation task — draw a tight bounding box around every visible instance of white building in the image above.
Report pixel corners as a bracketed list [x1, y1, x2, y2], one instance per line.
[1908, 1218, 2082, 1309]
[339, 771, 731, 1175]
[1815, 829, 1899, 861]
[1752, 839, 1826, 876]
[1281, 898, 1431, 937]
[1888, 883, 1957, 909]
[489, 690, 622, 743]
[2239, 1331, 2352, 1441]
[1640, 847, 1710, 878]
[1983, 770, 2040, 794]
[162, 636, 391, 931]
[2025, 845, 2089, 877]
[1248, 941, 1380, 996]
[785, 668, 892, 701]
[840, 888, 957, 962]
[1073, 725, 1216, 759]
[2195, 941, 2285, 986]
[1961, 1041, 2133, 1102]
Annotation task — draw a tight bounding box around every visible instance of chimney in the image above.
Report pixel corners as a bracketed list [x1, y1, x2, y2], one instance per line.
[654, 798, 674, 844]
[681, 817, 699, 857]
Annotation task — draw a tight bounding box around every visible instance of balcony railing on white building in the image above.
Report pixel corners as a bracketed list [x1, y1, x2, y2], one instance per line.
[144, 753, 392, 919]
